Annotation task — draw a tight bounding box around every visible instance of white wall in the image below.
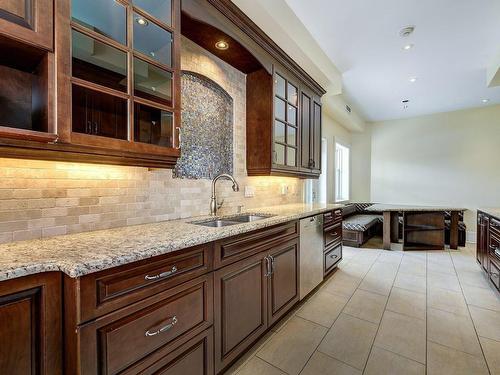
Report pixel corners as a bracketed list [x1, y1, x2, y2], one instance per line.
[351, 128, 372, 202]
[370, 104, 500, 240]
[321, 112, 352, 203]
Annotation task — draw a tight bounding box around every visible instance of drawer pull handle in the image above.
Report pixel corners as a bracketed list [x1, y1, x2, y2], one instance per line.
[145, 266, 178, 281]
[490, 272, 499, 279]
[145, 316, 178, 337]
[330, 254, 338, 259]
[270, 255, 275, 275]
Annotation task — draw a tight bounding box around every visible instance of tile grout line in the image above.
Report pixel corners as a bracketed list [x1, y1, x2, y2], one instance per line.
[359, 250, 403, 375]
[449, 248, 492, 375]
[298, 250, 383, 375]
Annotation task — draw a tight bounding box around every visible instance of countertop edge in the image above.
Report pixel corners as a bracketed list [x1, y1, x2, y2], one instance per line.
[0, 204, 342, 282]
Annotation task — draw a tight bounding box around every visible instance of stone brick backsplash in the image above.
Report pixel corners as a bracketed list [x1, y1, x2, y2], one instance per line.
[0, 38, 304, 244]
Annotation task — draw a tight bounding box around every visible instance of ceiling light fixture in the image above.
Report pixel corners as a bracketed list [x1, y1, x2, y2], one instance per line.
[215, 40, 229, 50]
[135, 17, 148, 26]
[482, 99, 490, 103]
[409, 77, 417, 83]
[402, 43, 414, 50]
[399, 25, 415, 38]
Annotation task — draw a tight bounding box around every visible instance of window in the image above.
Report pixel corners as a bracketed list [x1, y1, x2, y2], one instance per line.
[335, 142, 350, 202]
[318, 138, 328, 203]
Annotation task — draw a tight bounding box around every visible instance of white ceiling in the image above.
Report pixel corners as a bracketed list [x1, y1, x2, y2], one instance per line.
[284, 0, 500, 121]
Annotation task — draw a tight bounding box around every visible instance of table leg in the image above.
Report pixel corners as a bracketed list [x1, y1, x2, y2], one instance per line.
[390, 212, 399, 243]
[383, 211, 392, 250]
[450, 211, 459, 249]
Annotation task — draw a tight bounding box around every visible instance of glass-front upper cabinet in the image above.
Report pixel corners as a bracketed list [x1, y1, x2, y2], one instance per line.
[67, 0, 180, 153]
[273, 67, 299, 168]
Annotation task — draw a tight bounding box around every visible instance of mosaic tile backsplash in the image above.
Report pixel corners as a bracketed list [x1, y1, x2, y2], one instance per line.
[0, 37, 304, 244]
[174, 71, 233, 179]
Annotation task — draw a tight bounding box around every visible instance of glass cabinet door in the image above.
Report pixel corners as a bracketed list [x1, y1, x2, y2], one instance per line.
[273, 69, 298, 168]
[69, 0, 179, 152]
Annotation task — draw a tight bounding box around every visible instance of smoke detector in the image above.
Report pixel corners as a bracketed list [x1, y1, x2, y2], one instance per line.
[399, 26, 415, 38]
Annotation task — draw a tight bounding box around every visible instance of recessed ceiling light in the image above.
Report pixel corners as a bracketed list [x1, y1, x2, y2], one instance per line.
[403, 44, 414, 51]
[482, 99, 490, 103]
[409, 77, 417, 83]
[215, 40, 229, 50]
[135, 17, 148, 26]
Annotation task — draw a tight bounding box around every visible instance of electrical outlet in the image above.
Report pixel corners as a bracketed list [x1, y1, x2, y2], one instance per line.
[281, 184, 289, 195]
[244, 186, 255, 197]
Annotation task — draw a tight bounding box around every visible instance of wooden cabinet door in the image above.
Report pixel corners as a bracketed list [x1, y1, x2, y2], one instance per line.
[0, 273, 62, 375]
[311, 98, 322, 174]
[300, 89, 312, 170]
[0, 0, 53, 50]
[268, 239, 300, 326]
[214, 251, 269, 373]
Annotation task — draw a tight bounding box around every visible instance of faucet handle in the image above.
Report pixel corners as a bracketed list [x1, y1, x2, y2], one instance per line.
[237, 205, 245, 214]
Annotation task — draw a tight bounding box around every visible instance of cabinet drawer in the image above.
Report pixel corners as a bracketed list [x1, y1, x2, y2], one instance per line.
[324, 223, 342, 249]
[79, 275, 213, 375]
[324, 245, 342, 276]
[490, 218, 500, 239]
[488, 257, 500, 291]
[121, 328, 214, 375]
[490, 233, 500, 260]
[79, 245, 213, 322]
[324, 209, 342, 226]
[215, 221, 298, 268]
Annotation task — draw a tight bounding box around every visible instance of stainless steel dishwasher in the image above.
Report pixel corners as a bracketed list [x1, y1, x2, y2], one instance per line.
[299, 214, 324, 299]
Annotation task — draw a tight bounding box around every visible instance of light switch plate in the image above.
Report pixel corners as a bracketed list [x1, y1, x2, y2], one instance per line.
[281, 184, 289, 195]
[244, 186, 255, 197]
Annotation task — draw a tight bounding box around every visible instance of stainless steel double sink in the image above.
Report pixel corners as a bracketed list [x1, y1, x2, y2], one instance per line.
[191, 214, 274, 227]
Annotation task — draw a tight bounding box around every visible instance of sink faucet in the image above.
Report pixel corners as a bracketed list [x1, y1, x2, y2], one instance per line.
[210, 173, 239, 216]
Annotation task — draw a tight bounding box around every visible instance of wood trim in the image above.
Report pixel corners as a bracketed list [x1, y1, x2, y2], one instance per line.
[0, 138, 180, 168]
[0, 272, 62, 375]
[0, 127, 58, 143]
[71, 77, 131, 100]
[206, 0, 326, 96]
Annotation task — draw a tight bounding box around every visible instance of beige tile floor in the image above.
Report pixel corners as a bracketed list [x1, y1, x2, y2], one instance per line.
[224, 241, 500, 375]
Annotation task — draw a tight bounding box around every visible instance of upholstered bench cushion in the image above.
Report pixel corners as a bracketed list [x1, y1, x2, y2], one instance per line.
[343, 214, 383, 231]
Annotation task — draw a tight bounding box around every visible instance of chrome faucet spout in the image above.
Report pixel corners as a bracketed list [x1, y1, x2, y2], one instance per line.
[210, 173, 239, 216]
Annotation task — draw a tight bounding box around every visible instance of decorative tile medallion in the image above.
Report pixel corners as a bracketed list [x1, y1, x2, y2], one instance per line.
[174, 71, 233, 179]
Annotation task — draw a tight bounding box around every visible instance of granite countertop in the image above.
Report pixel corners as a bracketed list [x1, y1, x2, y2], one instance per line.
[365, 204, 467, 212]
[480, 208, 500, 219]
[0, 203, 343, 281]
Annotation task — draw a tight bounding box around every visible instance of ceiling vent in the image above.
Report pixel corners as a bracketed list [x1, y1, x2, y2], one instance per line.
[399, 25, 415, 38]
[345, 104, 352, 113]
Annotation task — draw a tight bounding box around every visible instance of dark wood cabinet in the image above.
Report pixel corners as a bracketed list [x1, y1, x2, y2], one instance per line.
[214, 222, 300, 373]
[0, 0, 53, 50]
[246, 65, 323, 179]
[0, 272, 62, 375]
[268, 240, 300, 326]
[121, 328, 214, 375]
[324, 209, 343, 276]
[299, 87, 322, 174]
[73, 274, 213, 374]
[477, 210, 500, 292]
[477, 213, 489, 271]
[214, 251, 269, 373]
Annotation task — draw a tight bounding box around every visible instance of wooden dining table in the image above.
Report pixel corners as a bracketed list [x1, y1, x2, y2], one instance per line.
[365, 204, 467, 250]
